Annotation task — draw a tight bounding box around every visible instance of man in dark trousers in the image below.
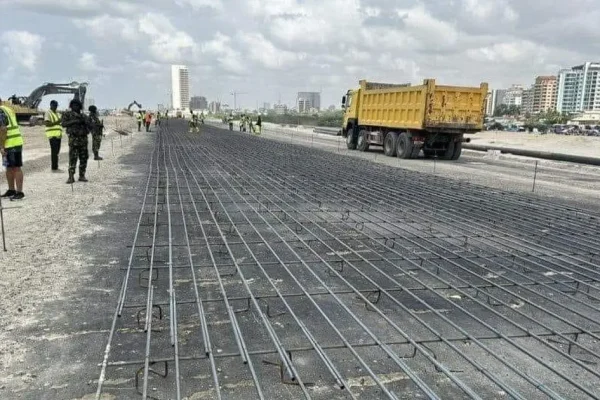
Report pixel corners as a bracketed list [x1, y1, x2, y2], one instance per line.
[44, 100, 63, 171]
[136, 111, 143, 131]
[89, 106, 104, 160]
[61, 99, 90, 183]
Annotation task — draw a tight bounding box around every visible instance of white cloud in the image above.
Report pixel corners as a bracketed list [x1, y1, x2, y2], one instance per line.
[138, 13, 197, 63]
[461, 0, 519, 22]
[74, 15, 139, 42]
[239, 33, 305, 69]
[1, 31, 44, 72]
[200, 33, 245, 74]
[395, 5, 459, 49]
[78, 52, 121, 73]
[466, 40, 546, 63]
[175, 0, 223, 11]
[75, 12, 197, 64]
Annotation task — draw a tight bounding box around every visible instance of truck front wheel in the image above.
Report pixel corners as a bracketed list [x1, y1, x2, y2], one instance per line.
[396, 133, 414, 159]
[346, 129, 357, 150]
[384, 132, 398, 157]
[357, 130, 370, 152]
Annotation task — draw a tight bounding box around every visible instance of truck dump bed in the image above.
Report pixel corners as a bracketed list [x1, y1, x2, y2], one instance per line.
[357, 79, 488, 132]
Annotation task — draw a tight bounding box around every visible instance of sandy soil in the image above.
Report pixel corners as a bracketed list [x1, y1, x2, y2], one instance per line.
[0, 116, 143, 395]
[466, 130, 600, 157]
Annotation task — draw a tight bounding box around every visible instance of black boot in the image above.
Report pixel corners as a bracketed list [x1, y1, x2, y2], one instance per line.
[66, 174, 75, 184]
[94, 151, 103, 161]
[79, 175, 88, 182]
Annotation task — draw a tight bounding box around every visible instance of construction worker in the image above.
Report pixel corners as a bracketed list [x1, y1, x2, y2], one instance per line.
[89, 105, 104, 160]
[61, 99, 90, 183]
[248, 116, 255, 134]
[228, 113, 234, 131]
[144, 111, 152, 132]
[189, 112, 199, 133]
[0, 101, 25, 200]
[44, 100, 63, 171]
[256, 115, 262, 134]
[155, 112, 160, 127]
[136, 111, 143, 131]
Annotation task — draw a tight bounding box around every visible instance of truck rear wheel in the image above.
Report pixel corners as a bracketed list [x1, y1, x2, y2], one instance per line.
[357, 130, 370, 152]
[451, 141, 463, 160]
[346, 129, 357, 150]
[396, 133, 414, 159]
[441, 141, 455, 160]
[384, 132, 398, 157]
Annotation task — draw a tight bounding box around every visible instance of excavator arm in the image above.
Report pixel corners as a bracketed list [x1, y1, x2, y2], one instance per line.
[127, 101, 142, 111]
[24, 82, 88, 109]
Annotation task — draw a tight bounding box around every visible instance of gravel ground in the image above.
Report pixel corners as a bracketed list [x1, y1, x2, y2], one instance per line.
[0, 116, 149, 397]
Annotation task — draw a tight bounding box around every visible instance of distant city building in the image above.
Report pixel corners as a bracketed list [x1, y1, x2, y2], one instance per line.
[171, 65, 190, 110]
[258, 102, 271, 113]
[190, 96, 208, 110]
[208, 101, 221, 114]
[521, 86, 534, 114]
[489, 89, 507, 114]
[273, 104, 288, 115]
[297, 92, 321, 111]
[484, 92, 493, 116]
[298, 98, 311, 113]
[532, 76, 558, 114]
[503, 84, 524, 107]
[557, 62, 600, 113]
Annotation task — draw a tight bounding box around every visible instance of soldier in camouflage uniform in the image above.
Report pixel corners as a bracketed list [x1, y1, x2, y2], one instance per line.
[88, 105, 104, 160]
[61, 99, 90, 183]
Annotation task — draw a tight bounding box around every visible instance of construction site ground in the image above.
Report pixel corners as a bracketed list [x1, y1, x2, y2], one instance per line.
[0, 120, 599, 399]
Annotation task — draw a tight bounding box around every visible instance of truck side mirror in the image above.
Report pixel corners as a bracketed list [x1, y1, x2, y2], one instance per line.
[342, 96, 346, 105]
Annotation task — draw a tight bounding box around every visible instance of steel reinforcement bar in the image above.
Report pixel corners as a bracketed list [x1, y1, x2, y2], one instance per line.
[96, 120, 600, 400]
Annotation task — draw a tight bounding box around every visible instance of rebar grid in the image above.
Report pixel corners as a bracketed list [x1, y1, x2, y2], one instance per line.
[97, 121, 600, 400]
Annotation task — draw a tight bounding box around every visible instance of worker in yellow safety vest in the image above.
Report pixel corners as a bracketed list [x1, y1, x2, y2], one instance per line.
[0, 102, 25, 200]
[136, 111, 143, 131]
[44, 100, 63, 171]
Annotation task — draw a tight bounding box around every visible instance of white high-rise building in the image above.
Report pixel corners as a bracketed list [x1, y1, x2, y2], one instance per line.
[171, 65, 190, 110]
[557, 62, 600, 113]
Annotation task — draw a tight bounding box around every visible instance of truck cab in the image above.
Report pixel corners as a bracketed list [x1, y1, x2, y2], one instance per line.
[341, 89, 359, 137]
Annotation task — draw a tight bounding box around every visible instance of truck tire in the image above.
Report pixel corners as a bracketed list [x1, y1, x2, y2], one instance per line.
[396, 133, 414, 159]
[384, 132, 398, 157]
[346, 129, 357, 150]
[441, 141, 455, 160]
[357, 130, 370, 152]
[411, 146, 422, 158]
[451, 141, 463, 160]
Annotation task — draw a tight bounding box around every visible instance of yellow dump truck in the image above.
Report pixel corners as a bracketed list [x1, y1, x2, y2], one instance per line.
[342, 79, 488, 160]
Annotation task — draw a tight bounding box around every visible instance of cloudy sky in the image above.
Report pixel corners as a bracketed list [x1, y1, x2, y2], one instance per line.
[0, 0, 596, 109]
